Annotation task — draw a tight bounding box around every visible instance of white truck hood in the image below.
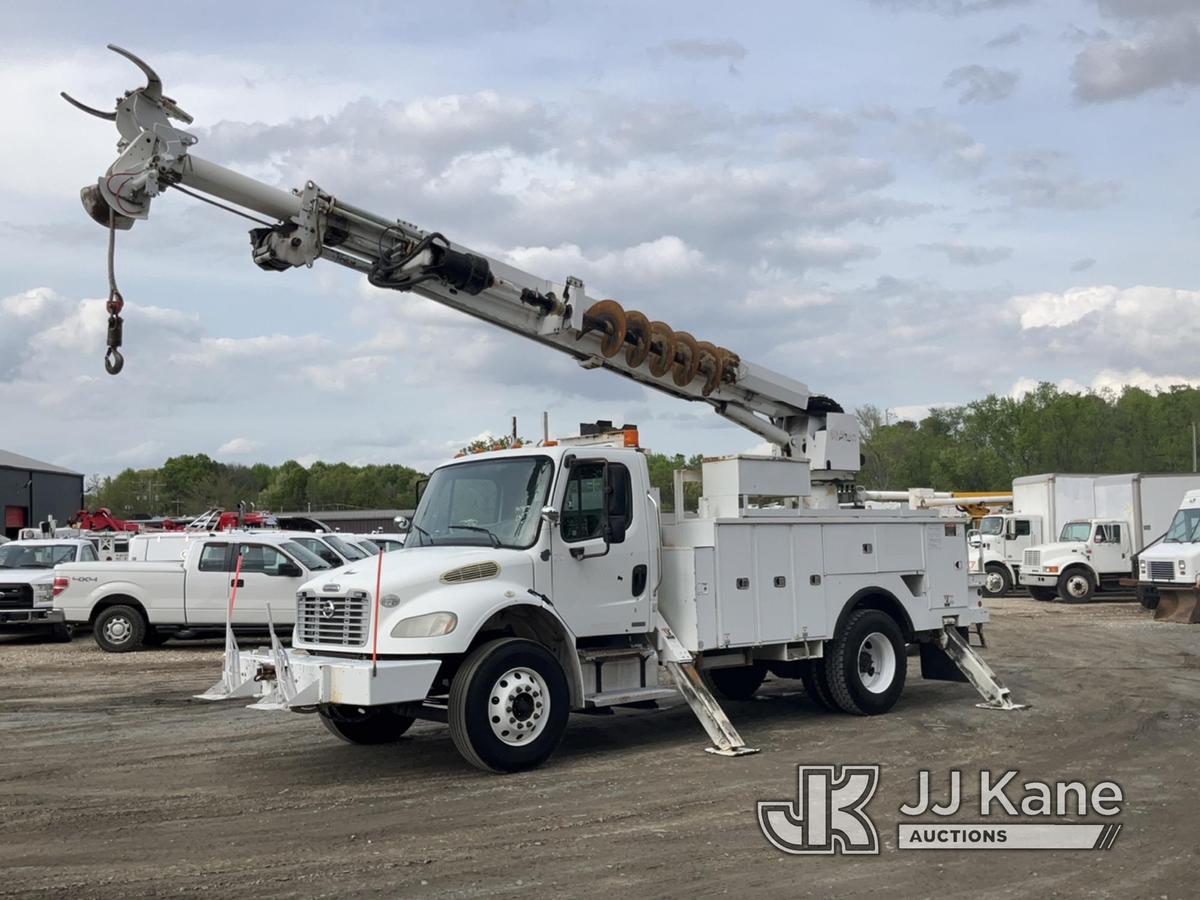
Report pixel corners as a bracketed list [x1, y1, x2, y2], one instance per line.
[1031, 542, 1089, 562]
[0, 568, 56, 585]
[300, 545, 534, 596]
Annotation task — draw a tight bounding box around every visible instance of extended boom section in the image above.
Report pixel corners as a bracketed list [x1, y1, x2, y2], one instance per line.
[66, 45, 859, 476]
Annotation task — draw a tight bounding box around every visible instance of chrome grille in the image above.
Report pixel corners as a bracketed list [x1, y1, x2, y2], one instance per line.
[1148, 560, 1176, 582]
[1023, 549, 1040, 568]
[297, 591, 369, 647]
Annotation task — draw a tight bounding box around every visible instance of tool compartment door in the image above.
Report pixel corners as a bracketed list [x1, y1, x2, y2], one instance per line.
[925, 522, 970, 610]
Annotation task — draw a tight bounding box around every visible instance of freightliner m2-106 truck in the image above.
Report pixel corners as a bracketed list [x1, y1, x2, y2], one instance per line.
[62, 47, 1019, 771]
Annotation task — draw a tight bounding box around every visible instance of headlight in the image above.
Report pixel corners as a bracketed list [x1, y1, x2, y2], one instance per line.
[1139, 560, 1147, 574]
[391, 611, 458, 638]
[1179, 560, 1187, 575]
[33, 583, 53, 603]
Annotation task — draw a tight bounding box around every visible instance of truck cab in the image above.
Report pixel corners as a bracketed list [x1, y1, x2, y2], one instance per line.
[0, 538, 98, 640]
[1019, 519, 1131, 602]
[968, 512, 1043, 597]
[1136, 489, 1200, 611]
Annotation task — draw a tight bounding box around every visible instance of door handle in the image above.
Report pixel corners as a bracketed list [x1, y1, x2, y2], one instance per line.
[230, 578, 244, 588]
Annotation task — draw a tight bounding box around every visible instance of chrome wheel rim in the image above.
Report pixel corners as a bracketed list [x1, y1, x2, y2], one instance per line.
[488, 666, 549, 745]
[1066, 575, 1090, 598]
[856, 632, 897, 694]
[984, 571, 1005, 594]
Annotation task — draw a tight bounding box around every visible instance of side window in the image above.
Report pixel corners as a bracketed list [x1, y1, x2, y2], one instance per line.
[238, 544, 290, 576]
[198, 543, 230, 572]
[1014, 520, 1031, 537]
[1107, 524, 1121, 543]
[80, 544, 98, 562]
[560, 462, 633, 543]
[299, 539, 340, 568]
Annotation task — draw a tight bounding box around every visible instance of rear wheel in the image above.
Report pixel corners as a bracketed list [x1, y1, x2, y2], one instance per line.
[1057, 568, 1095, 604]
[982, 564, 1012, 598]
[319, 705, 415, 744]
[798, 659, 838, 711]
[702, 663, 767, 701]
[449, 638, 570, 773]
[824, 609, 907, 716]
[93, 605, 147, 652]
[1028, 587, 1057, 602]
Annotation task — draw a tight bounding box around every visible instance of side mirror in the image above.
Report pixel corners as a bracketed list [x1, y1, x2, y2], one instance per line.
[541, 506, 560, 526]
[414, 478, 429, 505]
[395, 515, 411, 533]
[604, 463, 628, 544]
[279, 562, 303, 578]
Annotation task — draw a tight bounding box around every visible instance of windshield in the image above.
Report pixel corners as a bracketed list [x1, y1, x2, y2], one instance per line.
[357, 539, 381, 555]
[1164, 508, 1200, 544]
[979, 516, 1004, 536]
[324, 535, 368, 561]
[0, 544, 78, 569]
[280, 541, 332, 570]
[1059, 522, 1092, 542]
[408, 455, 555, 549]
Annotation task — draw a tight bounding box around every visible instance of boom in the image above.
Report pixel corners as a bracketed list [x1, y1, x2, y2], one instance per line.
[64, 45, 860, 479]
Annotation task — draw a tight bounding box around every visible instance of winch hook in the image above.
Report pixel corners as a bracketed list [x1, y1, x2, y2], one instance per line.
[104, 210, 126, 375]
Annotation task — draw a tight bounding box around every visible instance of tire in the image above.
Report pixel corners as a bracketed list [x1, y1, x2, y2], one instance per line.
[798, 659, 838, 711]
[1137, 586, 1160, 611]
[1057, 568, 1095, 604]
[93, 605, 147, 652]
[1028, 587, 1057, 602]
[48, 622, 72, 643]
[824, 609, 907, 716]
[702, 663, 767, 701]
[319, 704, 415, 744]
[448, 638, 570, 773]
[981, 564, 1012, 598]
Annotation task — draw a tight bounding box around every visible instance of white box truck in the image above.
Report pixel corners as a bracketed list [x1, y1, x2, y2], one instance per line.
[1135, 489, 1200, 620]
[970, 474, 1098, 598]
[1020, 473, 1200, 602]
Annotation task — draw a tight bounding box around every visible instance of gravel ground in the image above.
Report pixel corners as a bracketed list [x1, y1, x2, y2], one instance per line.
[2, 596, 1198, 899]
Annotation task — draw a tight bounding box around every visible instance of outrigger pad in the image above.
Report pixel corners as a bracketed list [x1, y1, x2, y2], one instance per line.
[1154, 590, 1200, 624]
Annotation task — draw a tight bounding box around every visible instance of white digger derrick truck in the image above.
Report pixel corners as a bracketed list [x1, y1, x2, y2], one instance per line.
[62, 46, 1020, 772]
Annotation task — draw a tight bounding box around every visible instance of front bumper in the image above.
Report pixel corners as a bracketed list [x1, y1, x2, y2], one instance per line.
[0, 607, 64, 627]
[1020, 572, 1057, 587]
[227, 647, 442, 709]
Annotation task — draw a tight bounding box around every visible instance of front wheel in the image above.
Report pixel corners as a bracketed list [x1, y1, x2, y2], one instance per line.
[982, 564, 1013, 598]
[824, 609, 907, 716]
[319, 705, 415, 744]
[1028, 587, 1057, 602]
[449, 638, 570, 773]
[93, 605, 147, 652]
[48, 622, 73, 643]
[1137, 586, 1159, 610]
[1057, 569, 1095, 603]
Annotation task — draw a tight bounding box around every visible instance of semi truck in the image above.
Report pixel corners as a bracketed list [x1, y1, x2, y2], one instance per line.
[59, 46, 1020, 771]
[1019, 473, 1200, 603]
[969, 474, 1098, 598]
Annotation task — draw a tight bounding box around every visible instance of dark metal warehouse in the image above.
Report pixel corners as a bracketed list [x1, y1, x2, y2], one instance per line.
[0, 450, 84, 539]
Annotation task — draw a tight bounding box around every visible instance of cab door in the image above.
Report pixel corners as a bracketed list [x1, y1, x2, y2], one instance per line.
[1003, 517, 1037, 564]
[549, 455, 651, 636]
[183, 541, 236, 625]
[1090, 523, 1128, 576]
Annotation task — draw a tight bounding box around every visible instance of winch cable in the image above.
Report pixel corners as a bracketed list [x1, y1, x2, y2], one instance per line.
[104, 209, 124, 375]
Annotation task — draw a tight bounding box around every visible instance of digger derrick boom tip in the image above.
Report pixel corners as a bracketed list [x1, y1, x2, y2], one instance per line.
[64, 45, 860, 478]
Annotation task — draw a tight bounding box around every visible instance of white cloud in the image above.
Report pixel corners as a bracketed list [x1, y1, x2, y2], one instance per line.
[217, 437, 263, 456]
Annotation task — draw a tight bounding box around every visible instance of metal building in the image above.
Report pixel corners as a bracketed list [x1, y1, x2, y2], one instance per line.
[0, 450, 84, 539]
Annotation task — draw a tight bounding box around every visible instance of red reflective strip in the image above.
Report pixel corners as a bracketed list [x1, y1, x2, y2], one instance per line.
[372, 547, 385, 676]
[228, 552, 244, 615]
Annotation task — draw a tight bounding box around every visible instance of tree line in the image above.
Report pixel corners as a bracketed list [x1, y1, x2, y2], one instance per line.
[85, 450, 706, 518]
[858, 383, 1200, 491]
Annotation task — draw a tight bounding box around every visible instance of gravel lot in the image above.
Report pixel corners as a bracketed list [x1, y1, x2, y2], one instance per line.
[2, 596, 1198, 898]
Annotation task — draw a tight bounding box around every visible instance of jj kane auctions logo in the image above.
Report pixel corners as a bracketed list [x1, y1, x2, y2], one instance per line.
[758, 766, 1124, 854]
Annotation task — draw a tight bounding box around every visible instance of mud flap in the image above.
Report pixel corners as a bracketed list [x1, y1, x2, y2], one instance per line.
[656, 622, 758, 757]
[936, 624, 1026, 711]
[920, 639, 968, 683]
[1153, 590, 1200, 624]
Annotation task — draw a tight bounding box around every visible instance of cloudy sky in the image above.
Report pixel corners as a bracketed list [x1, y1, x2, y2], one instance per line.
[3, 0, 1199, 476]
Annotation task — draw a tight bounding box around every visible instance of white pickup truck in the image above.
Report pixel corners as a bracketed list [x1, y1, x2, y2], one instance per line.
[53, 533, 333, 651]
[0, 539, 99, 641]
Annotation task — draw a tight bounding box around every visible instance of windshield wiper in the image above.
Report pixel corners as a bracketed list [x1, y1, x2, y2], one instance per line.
[448, 524, 501, 548]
